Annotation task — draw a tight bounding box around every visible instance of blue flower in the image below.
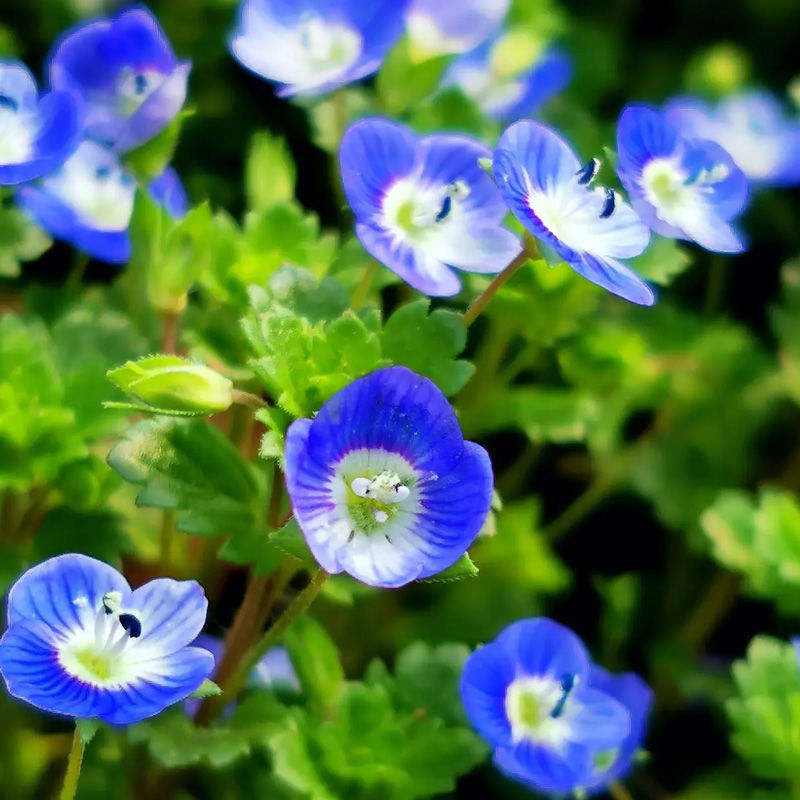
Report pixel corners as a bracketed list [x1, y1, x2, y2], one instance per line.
[0, 554, 214, 725]
[494, 120, 653, 305]
[666, 90, 800, 187]
[340, 118, 521, 296]
[16, 140, 136, 264]
[617, 104, 749, 254]
[582, 666, 653, 794]
[49, 6, 191, 153]
[442, 40, 572, 120]
[284, 366, 493, 588]
[0, 61, 82, 185]
[16, 142, 187, 264]
[405, 0, 509, 58]
[230, 0, 408, 97]
[149, 165, 188, 218]
[460, 618, 632, 796]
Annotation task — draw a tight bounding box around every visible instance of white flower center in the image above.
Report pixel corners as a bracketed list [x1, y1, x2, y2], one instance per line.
[382, 178, 469, 244]
[58, 591, 143, 687]
[116, 67, 165, 116]
[642, 156, 729, 228]
[0, 99, 36, 165]
[42, 143, 135, 232]
[505, 674, 578, 748]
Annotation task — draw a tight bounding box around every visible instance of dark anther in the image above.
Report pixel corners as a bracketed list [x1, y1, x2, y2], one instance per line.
[0, 94, 19, 112]
[134, 74, 148, 95]
[119, 613, 142, 638]
[435, 194, 453, 223]
[95, 165, 111, 180]
[384, 533, 393, 544]
[551, 674, 575, 718]
[347, 529, 355, 542]
[576, 157, 601, 186]
[599, 188, 616, 218]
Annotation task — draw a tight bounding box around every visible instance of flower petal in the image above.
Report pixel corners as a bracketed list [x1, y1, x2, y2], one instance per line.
[493, 739, 593, 795]
[570, 252, 655, 306]
[6, 553, 130, 633]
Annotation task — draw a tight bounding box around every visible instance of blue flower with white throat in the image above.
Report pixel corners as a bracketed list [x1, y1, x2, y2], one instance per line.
[16, 141, 187, 264]
[284, 366, 493, 588]
[48, 6, 191, 153]
[229, 0, 408, 97]
[442, 38, 572, 121]
[494, 119, 654, 306]
[0, 554, 214, 725]
[666, 90, 800, 187]
[616, 104, 749, 254]
[405, 0, 509, 58]
[339, 117, 521, 297]
[460, 618, 632, 796]
[0, 61, 82, 185]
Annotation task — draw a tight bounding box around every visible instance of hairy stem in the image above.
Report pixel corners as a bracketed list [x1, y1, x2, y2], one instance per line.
[231, 389, 270, 410]
[161, 311, 178, 355]
[351, 260, 378, 310]
[159, 510, 175, 575]
[680, 569, 741, 652]
[58, 726, 86, 800]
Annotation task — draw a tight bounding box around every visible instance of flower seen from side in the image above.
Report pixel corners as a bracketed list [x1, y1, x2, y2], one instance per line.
[616, 104, 749, 253]
[442, 38, 572, 120]
[49, 6, 191, 153]
[284, 366, 493, 588]
[405, 0, 509, 59]
[340, 117, 521, 297]
[460, 618, 641, 796]
[229, 0, 408, 97]
[666, 90, 800, 187]
[16, 140, 187, 264]
[494, 119, 653, 305]
[0, 61, 83, 185]
[0, 554, 214, 725]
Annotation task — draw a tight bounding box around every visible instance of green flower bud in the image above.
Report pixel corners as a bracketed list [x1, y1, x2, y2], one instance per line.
[107, 355, 233, 416]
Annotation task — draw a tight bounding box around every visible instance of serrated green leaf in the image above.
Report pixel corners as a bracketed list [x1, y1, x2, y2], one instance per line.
[284, 617, 344, 714]
[382, 300, 474, 396]
[420, 552, 478, 583]
[189, 679, 223, 700]
[268, 518, 316, 567]
[107, 417, 267, 537]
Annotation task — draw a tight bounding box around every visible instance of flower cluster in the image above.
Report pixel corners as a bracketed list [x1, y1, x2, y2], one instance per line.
[460, 618, 653, 796]
[3, 6, 189, 264]
[0, 554, 214, 725]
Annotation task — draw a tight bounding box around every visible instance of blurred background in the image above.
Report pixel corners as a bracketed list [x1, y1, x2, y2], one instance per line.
[0, 0, 799, 798]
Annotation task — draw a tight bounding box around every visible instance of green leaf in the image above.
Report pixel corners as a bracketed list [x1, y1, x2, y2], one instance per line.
[631, 234, 693, 285]
[420, 553, 478, 583]
[381, 300, 474, 396]
[218, 527, 284, 576]
[727, 636, 800, 780]
[34, 506, 130, 565]
[76, 718, 102, 745]
[189, 680, 222, 700]
[284, 617, 344, 714]
[107, 417, 267, 537]
[124, 109, 190, 181]
[267, 517, 316, 567]
[246, 131, 296, 212]
[376, 36, 450, 115]
[0, 204, 51, 277]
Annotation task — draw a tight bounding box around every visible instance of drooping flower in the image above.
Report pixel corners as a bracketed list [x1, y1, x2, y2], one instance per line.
[442, 38, 572, 120]
[49, 6, 191, 153]
[581, 666, 653, 794]
[666, 90, 800, 187]
[0, 554, 214, 725]
[616, 104, 749, 254]
[494, 119, 653, 305]
[16, 141, 187, 264]
[460, 618, 631, 796]
[0, 61, 82, 185]
[185, 635, 299, 716]
[229, 0, 408, 97]
[284, 366, 493, 588]
[405, 0, 509, 58]
[339, 117, 521, 296]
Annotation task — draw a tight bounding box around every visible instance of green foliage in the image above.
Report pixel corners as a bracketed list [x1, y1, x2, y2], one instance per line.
[702, 489, 800, 615]
[376, 37, 451, 115]
[246, 131, 297, 212]
[125, 110, 190, 181]
[107, 417, 267, 537]
[0, 204, 51, 278]
[727, 636, 800, 781]
[284, 617, 344, 714]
